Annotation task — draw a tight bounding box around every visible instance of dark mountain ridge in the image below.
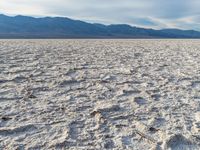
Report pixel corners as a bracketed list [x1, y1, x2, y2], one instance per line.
[0, 14, 200, 38]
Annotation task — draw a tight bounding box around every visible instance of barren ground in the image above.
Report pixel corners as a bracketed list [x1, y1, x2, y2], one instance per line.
[0, 39, 200, 150]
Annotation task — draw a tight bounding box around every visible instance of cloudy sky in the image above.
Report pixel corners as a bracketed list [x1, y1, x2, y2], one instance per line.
[1, 0, 200, 30]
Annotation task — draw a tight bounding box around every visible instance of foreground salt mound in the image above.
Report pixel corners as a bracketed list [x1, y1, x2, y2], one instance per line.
[163, 134, 200, 150]
[0, 39, 200, 149]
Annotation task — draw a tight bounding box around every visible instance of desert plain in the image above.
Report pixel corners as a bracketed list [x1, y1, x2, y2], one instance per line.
[0, 39, 200, 149]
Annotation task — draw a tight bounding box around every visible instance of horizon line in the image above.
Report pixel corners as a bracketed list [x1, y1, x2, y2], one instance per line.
[0, 13, 198, 32]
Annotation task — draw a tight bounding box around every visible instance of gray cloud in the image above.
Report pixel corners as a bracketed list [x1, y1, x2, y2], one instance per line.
[0, 0, 200, 30]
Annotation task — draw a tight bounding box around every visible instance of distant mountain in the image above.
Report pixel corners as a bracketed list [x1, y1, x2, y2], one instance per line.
[0, 14, 200, 38]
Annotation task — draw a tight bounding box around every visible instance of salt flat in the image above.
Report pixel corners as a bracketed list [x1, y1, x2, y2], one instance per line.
[0, 39, 200, 150]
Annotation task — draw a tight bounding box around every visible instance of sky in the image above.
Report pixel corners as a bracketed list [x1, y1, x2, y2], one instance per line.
[1, 0, 200, 30]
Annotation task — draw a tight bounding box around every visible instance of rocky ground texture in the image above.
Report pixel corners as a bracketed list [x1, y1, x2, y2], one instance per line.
[0, 39, 200, 149]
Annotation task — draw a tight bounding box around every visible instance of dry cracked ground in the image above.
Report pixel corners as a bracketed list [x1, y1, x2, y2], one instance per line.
[0, 39, 200, 150]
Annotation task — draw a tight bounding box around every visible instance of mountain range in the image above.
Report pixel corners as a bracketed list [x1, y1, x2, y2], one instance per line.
[0, 14, 200, 38]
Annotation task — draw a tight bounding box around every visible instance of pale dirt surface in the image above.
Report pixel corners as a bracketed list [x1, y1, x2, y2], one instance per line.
[0, 39, 200, 150]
